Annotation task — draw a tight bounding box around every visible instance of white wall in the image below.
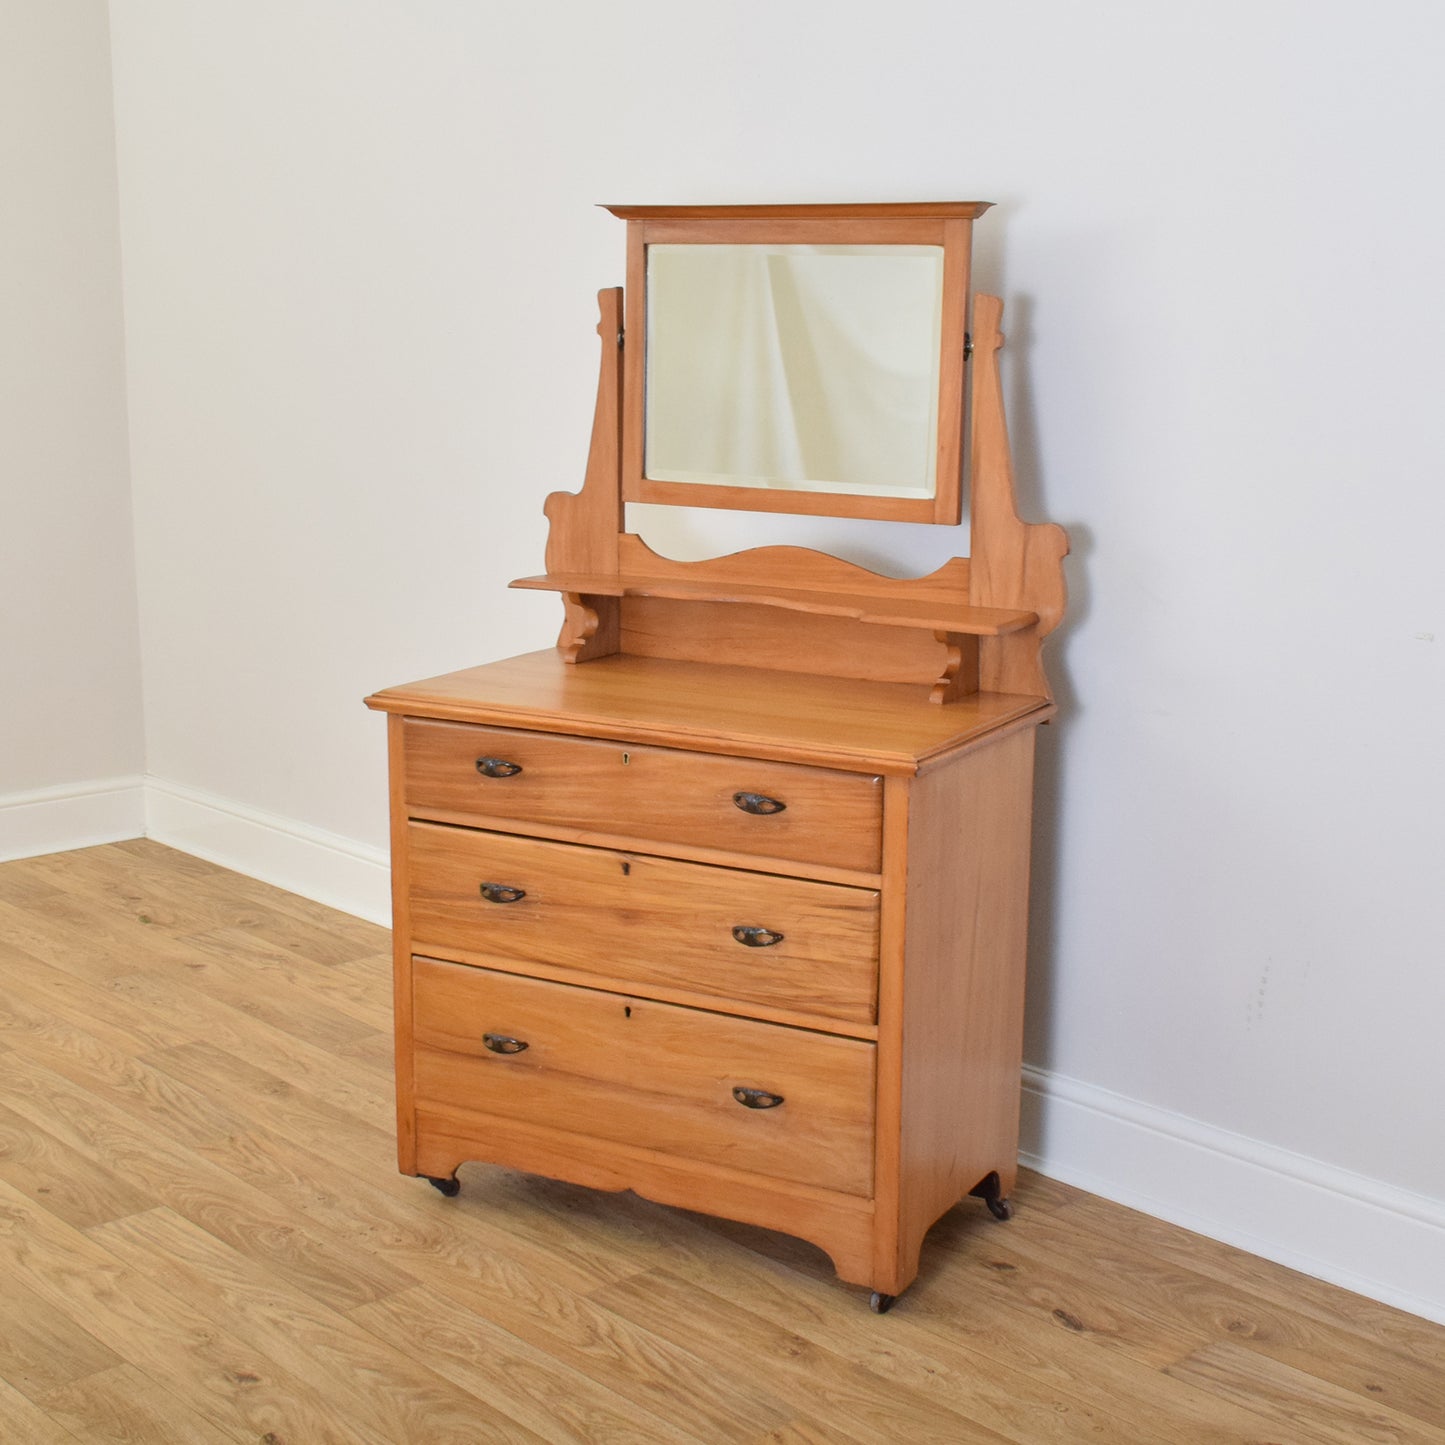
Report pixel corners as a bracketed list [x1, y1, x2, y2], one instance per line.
[103, 1, 1445, 1318]
[0, 0, 144, 857]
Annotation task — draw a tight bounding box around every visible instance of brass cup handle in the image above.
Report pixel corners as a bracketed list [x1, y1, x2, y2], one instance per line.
[476, 757, 523, 778]
[478, 882, 527, 904]
[732, 1086, 784, 1110]
[733, 791, 786, 816]
[732, 926, 785, 948]
[483, 1033, 529, 1055]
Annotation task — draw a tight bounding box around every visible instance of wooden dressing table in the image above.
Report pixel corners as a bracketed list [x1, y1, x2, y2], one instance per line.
[366, 203, 1067, 1310]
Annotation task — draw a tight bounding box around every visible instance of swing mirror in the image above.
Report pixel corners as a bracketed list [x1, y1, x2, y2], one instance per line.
[611, 204, 989, 525]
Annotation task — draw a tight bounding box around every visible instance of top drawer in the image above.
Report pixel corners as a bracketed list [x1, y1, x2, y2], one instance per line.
[402, 719, 883, 874]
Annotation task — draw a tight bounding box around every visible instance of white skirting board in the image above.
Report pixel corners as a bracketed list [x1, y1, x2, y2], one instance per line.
[1, 773, 389, 923]
[0, 776, 147, 862]
[3, 777, 1442, 1326]
[1019, 1065, 1445, 1327]
[143, 777, 391, 926]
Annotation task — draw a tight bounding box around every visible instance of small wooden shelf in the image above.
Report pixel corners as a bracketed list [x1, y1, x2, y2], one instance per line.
[510, 572, 1038, 637]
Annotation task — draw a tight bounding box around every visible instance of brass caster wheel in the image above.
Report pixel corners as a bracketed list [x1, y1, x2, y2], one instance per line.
[425, 1175, 460, 1197]
[869, 1291, 896, 1314]
[987, 1195, 1013, 1222]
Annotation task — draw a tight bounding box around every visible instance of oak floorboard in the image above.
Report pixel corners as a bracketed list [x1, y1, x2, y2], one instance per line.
[0, 1374, 86, 1445]
[1166, 1340, 1445, 1445]
[176, 919, 395, 1016]
[31, 838, 384, 965]
[0, 1052, 416, 1314]
[21, 844, 273, 938]
[749, 1423, 870, 1445]
[6, 868, 385, 1048]
[139, 1037, 411, 1175]
[0, 1176, 400, 1445]
[408, 1266, 792, 1443]
[88, 1207, 553, 1445]
[0, 861, 267, 997]
[0, 863, 70, 910]
[902, 1258, 1334, 1445]
[0, 1007, 247, 1149]
[926, 1198, 1217, 1353]
[885, 1218, 1354, 1442]
[192, 1131, 787, 1439]
[1057, 1190, 1445, 1426]
[103, 967, 394, 1120]
[347, 1284, 718, 1445]
[568, 1198, 1261, 1445]
[321, 948, 405, 1032]
[0, 941, 197, 1056]
[191, 1126, 641, 1297]
[33, 1362, 247, 1445]
[589, 1268, 1016, 1445]
[144, 929, 385, 1052]
[0, 896, 150, 985]
[332, 1021, 399, 1071]
[3, 840, 1444, 1445]
[0, 1097, 157, 1230]
[106, 836, 388, 953]
[0, 1270, 120, 1398]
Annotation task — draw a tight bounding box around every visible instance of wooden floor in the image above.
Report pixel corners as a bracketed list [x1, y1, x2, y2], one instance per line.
[0, 842, 1442, 1444]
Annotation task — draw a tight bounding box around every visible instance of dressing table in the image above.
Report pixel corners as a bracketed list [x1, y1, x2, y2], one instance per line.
[365, 203, 1067, 1310]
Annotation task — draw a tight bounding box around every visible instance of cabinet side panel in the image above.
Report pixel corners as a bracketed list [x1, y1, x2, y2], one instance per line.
[896, 726, 1037, 1275]
[386, 712, 417, 1173]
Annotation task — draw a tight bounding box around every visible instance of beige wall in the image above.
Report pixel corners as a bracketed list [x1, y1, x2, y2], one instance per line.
[0, 0, 142, 847]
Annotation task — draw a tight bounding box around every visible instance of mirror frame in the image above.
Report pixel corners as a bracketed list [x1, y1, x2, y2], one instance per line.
[607, 203, 991, 525]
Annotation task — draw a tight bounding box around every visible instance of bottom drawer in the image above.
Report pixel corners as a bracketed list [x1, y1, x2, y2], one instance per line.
[410, 956, 876, 1197]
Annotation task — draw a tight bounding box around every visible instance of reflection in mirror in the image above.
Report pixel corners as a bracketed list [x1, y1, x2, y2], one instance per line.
[644, 244, 944, 499]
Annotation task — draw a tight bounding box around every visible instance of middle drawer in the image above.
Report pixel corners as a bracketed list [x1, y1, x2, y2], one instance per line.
[406, 820, 880, 1026]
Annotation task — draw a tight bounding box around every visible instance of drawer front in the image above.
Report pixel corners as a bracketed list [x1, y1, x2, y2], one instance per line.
[411, 957, 875, 1196]
[403, 719, 882, 874]
[406, 821, 879, 1025]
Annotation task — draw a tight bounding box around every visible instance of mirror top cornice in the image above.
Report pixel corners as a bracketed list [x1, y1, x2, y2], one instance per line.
[602, 201, 993, 221]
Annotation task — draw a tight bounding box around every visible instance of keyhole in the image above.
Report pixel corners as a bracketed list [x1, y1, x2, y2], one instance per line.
[624, 1005, 632, 1018]
[621, 751, 630, 766]
[621, 860, 631, 876]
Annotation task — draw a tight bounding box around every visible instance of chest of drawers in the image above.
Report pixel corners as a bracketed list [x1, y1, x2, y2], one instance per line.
[366, 206, 1067, 1308]
[368, 650, 1047, 1307]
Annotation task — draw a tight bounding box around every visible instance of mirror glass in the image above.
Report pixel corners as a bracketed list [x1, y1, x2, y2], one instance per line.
[644, 244, 945, 499]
